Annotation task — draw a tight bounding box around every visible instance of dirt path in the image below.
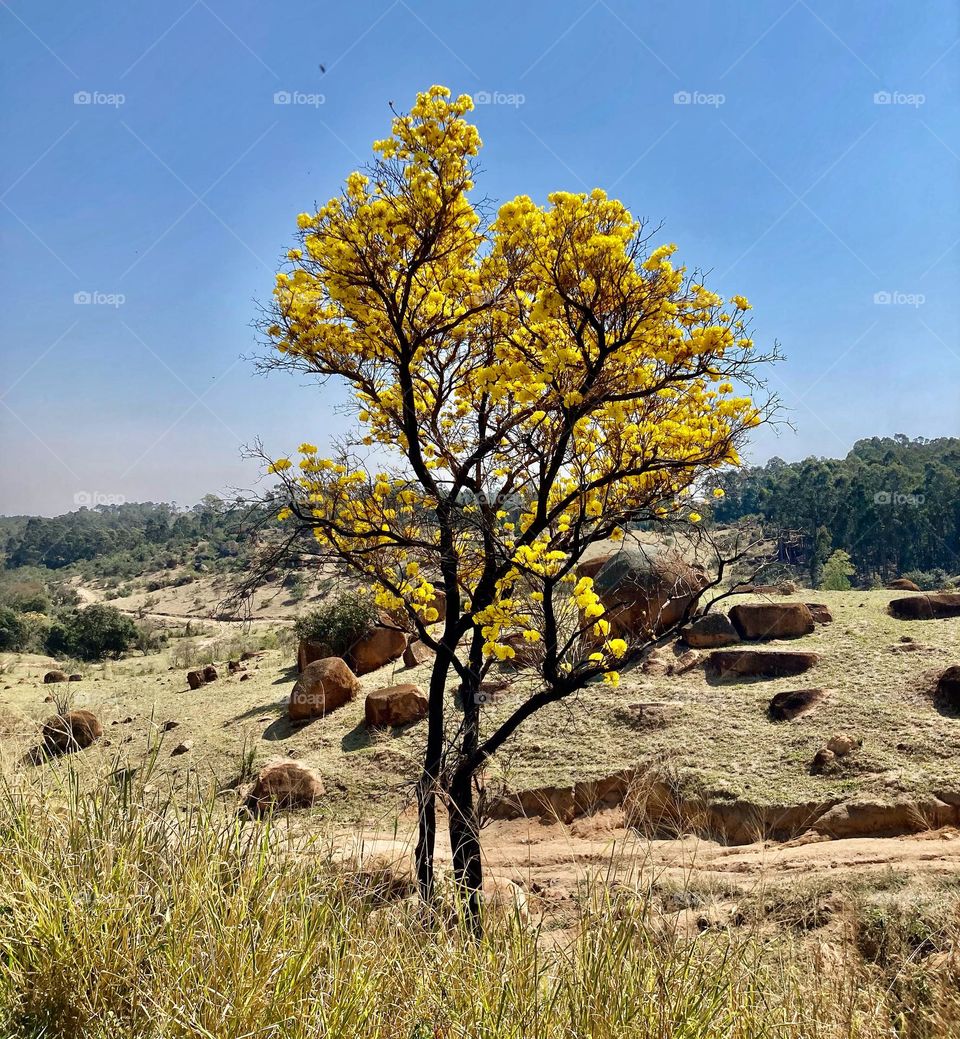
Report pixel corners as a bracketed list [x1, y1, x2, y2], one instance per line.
[336, 815, 960, 894]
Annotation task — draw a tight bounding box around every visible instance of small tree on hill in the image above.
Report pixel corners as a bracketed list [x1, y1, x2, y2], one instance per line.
[819, 549, 855, 590]
[258, 86, 776, 922]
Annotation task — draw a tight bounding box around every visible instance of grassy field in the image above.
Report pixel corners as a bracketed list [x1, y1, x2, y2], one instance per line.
[2, 589, 959, 832]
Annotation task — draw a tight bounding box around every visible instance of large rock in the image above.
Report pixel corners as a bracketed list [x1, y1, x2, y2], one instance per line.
[186, 670, 204, 690]
[297, 638, 331, 673]
[247, 760, 325, 814]
[889, 593, 960, 620]
[347, 625, 408, 676]
[365, 683, 428, 727]
[888, 578, 922, 592]
[43, 670, 68, 684]
[590, 543, 708, 638]
[42, 710, 103, 753]
[728, 603, 815, 640]
[768, 687, 829, 721]
[936, 666, 960, 711]
[403, 639, 433, 668]
[681, 613, 740, 648]
[289, 658, 360, 721]
[805, 603, 833, 625]
[706, 649, 820, 680]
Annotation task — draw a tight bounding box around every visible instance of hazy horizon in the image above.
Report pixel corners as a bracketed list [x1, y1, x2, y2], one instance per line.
[3, 1, 958, 516]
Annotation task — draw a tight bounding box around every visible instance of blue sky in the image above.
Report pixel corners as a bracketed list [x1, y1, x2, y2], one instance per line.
[1, 0, 957, 515]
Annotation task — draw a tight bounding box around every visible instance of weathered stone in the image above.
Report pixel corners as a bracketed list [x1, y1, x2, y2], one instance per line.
[888, 578, 922, 592]
[889, 593, 960, 620]
[347, 625, 408, 676]
[810, 748, 837, 774]
[706, 649, 820, 680]
[365, 683, 428, 727]
[768, 687, 829, 722]
[170, 740, 193, 756]
[729, 603, 815, 640]
[403, 639, 434, 668]
[297, 638, 332, 673]
[68, 673, 83, 682]
[805, 603, 833, 624]
[247, 760, 325, 814]
[826, 733, 862, 757]
[681, 613, 740, 648]
[42, 710, 102, 753]
[202, 664, 218, 683]
[43, 670, 68, 684]
[591, 543, 708, 638]
[289, 657, 360, 721]
[936, 666, 960, 710]
[186, 670, 204, 690]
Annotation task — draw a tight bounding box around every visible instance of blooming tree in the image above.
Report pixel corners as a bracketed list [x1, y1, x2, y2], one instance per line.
[261, 86, 773, 919]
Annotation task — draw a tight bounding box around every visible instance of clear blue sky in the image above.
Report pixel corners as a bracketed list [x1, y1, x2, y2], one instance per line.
[1, 0, 957, 515]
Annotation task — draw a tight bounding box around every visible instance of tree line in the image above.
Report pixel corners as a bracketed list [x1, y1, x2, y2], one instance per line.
[713, 435, 960, 585]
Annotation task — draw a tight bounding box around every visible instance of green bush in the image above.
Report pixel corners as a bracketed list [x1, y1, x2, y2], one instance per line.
[901, 568, 950, 591]
[0, 607, 28, 652]
[44, 604, 140, 661]
[294, 592, 379, 654]
[819, 549, 855, 591]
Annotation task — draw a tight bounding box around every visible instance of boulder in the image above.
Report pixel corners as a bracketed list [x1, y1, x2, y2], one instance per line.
[810, 748, 837, 775]
[812, 798, 958, 839]
[591, 543, 708, 638]
[42, 710, 103, 754]
[68, 673, 83, 682]
[347, 625, 408, 676]
[681, 613, 740, 648]
[729, 603, 815, 640]
[247, 760, 325, 814]
[289, 657, 360, 721]
[297, 638, 332, 673]
[706, 649, 820, 680]
[228, 660, 242, 673]
[826, 733, 862, 757]
[202, 664, 218, 683]
[403, 639, 433, 668]
[642, 645, 701, 676]
[43, 670, 68, 684]
[768, 687, 829, 722]
[365, 683, 428, 727]
[240, 673, 251, 681]
[805, 603, 833, 625]
[889, 593, 960, 620]
[186, 670, 205, 690]
[170, 740, 193, 757]
[888, 578, 922, 592]
[936, 666, 960, 711]
[240, 650, 260, 661]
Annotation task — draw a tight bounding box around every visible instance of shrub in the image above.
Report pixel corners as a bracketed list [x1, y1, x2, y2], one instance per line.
[819, 549, 855, 591]
[0, 607, 28, 652]
[44, 604, 139, 661]
[901, 568, 950, 591]
[294, 593, 379, 655]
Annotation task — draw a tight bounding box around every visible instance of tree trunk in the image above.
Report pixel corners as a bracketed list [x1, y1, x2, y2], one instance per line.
[415, 643, 453, 904]
[448, 766, 482, 932]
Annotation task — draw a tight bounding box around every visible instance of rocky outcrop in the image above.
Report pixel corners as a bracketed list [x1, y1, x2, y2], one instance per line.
[289, 658, 360, 721]
[246, 760, 325, 814]
[346, 625, 408, 676]
[365, 683, 428, 727]
[680, 613, 740, 648]
[729, 603, 815, 640]
[768, 687, 829, 722]
[706, 649, 820, 680]
[889, 593, 960, 620]
[591, 543, 708, 638]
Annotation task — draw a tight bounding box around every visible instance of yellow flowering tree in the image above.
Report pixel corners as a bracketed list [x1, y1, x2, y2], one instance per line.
[261, 85, 774, 919]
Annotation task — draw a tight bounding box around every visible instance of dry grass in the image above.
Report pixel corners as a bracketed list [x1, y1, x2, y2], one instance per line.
[1, 589, 958, 826]
[3, 771, 960, 1037]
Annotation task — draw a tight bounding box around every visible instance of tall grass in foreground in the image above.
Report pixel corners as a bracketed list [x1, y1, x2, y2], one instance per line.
[0, 774, 955, 1038]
